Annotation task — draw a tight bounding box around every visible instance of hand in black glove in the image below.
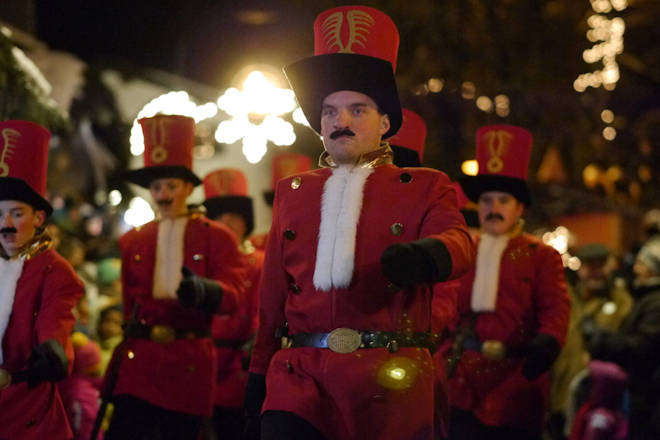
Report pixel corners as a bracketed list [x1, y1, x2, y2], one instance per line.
[176, 266, 223, 313]
[522, 334, 560, 381]
[26, 339, 68, 388]
[243, 373, 266, 440]
[380, 238, 452, 289]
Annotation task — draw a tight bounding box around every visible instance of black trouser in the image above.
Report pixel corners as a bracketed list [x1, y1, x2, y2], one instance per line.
[212, 407, 245, 440]
[261, 410, 326, 440]
[447, 408, 541, 440]
[105, 394, 203, 440]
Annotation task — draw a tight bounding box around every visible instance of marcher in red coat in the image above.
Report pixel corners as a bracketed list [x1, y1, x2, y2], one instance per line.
[244, 6, 475, 440]
[440, 125, 570, 440]
[0, 120, 84, 440]
[104, 115, 245, 440]
[203, 168, 264, 438]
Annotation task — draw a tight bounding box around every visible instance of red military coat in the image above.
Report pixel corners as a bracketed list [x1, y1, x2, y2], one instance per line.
[439, 232, 570, 433]
[212, 243, 263, 408]
[112, 213, 244, 416]
[250, 163, 475, 440]
[0, 247, 83, 440]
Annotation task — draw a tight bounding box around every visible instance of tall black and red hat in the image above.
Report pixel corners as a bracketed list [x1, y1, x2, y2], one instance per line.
[458, 124, 533, 206]
[123, 114, 202, 188]
[387, 108, 426, 167]
[0, 120, 53, 216]
[284, 5, 402, 138]
[203, 168, 254, 236]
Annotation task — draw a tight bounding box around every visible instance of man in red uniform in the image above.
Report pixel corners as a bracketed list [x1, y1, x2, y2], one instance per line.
[441, 125, 570, 440]
[104, 115, 245, 439]
[245, 6, 475, 440]
[203, 167, 264, 438]
[0, 120, 84, 439]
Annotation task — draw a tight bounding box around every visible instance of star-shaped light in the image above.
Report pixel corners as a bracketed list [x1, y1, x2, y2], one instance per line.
[215, 71, 299, 163]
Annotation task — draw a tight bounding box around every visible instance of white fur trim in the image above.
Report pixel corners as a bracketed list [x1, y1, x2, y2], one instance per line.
[470, 233, 510, 312]
[153, 217, 187, 299]
[0, 257, 25, 364]
[313, 166, 374, 291]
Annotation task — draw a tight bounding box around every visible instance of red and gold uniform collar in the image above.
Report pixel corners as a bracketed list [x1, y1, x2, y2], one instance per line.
[0, 230, 53, 261]
[318, 142, 394, 169]
[153, 208, 204, 223]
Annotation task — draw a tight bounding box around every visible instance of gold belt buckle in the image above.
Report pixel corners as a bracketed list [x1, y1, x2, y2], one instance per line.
[150, 325, 176, 344]
[327, 328, 362, 354]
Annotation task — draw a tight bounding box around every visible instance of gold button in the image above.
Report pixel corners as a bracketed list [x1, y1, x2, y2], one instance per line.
[291, 177, 302, 190]
[193, 254, 204, 261]
[127, 351, 135, 359]
[400, 172, 412, 183]
[390, 223, 404, 236]
[134, 254, 141, 262]
[284, 229, 296, 240]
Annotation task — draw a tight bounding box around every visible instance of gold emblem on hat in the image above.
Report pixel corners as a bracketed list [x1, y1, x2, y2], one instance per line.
[323, 10, 375, 54]
[0, 128, 21, 177]
[291, 177, 302, 189]
[327, 328, 362, 353]
[146, 118, 172, 164]
[484, 130, 513, 174]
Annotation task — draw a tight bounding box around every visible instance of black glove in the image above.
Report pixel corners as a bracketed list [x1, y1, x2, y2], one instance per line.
[243, 373, 266, 440]
[522, 334, 560, 381]
[176, 266, 223, 313]
[26, 339, 68, 388]
[380, 238, 452, 289]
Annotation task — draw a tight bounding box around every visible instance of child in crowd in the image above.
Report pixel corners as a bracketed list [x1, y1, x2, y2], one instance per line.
[58, 332, 104, 440]
[96, 304, 123, 374]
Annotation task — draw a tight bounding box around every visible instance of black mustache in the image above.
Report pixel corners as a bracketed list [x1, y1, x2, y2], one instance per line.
[485, 213, 504, 221]
[0, 227, 17, 234]
[330, 129, 355, 140]
[156, 199, 173, 206]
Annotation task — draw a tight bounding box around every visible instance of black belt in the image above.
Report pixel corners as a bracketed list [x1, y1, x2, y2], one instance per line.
[288, 328, 431, 354]
[125, 322, 210, 344]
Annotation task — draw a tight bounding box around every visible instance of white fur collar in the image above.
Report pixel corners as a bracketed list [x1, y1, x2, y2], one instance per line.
[0, 257, 25, 364]
[470, 233, 510, 312]
[153, 217, 188, 299]
[313, 165, 374, 291]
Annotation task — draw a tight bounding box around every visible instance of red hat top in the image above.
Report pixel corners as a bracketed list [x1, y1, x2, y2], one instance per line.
[125, 114, 202, 187]
[0, 120, 50, 199]
[203, 168, 248, 199]
[476, 125, 532, 181]
[140, 114, 195, 169]
[272, 153, 312, 189]
[314, 5, 399, 72]
[387, 108, 426, 159]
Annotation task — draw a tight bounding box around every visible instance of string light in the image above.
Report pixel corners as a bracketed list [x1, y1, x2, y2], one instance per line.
[575, 1, 627, 92]
[123, 197, 155, 227]
[461, 160, 479, 176]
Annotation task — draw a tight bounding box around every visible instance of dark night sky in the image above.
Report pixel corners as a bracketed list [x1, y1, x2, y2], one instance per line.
[34, 1, 318, 89]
